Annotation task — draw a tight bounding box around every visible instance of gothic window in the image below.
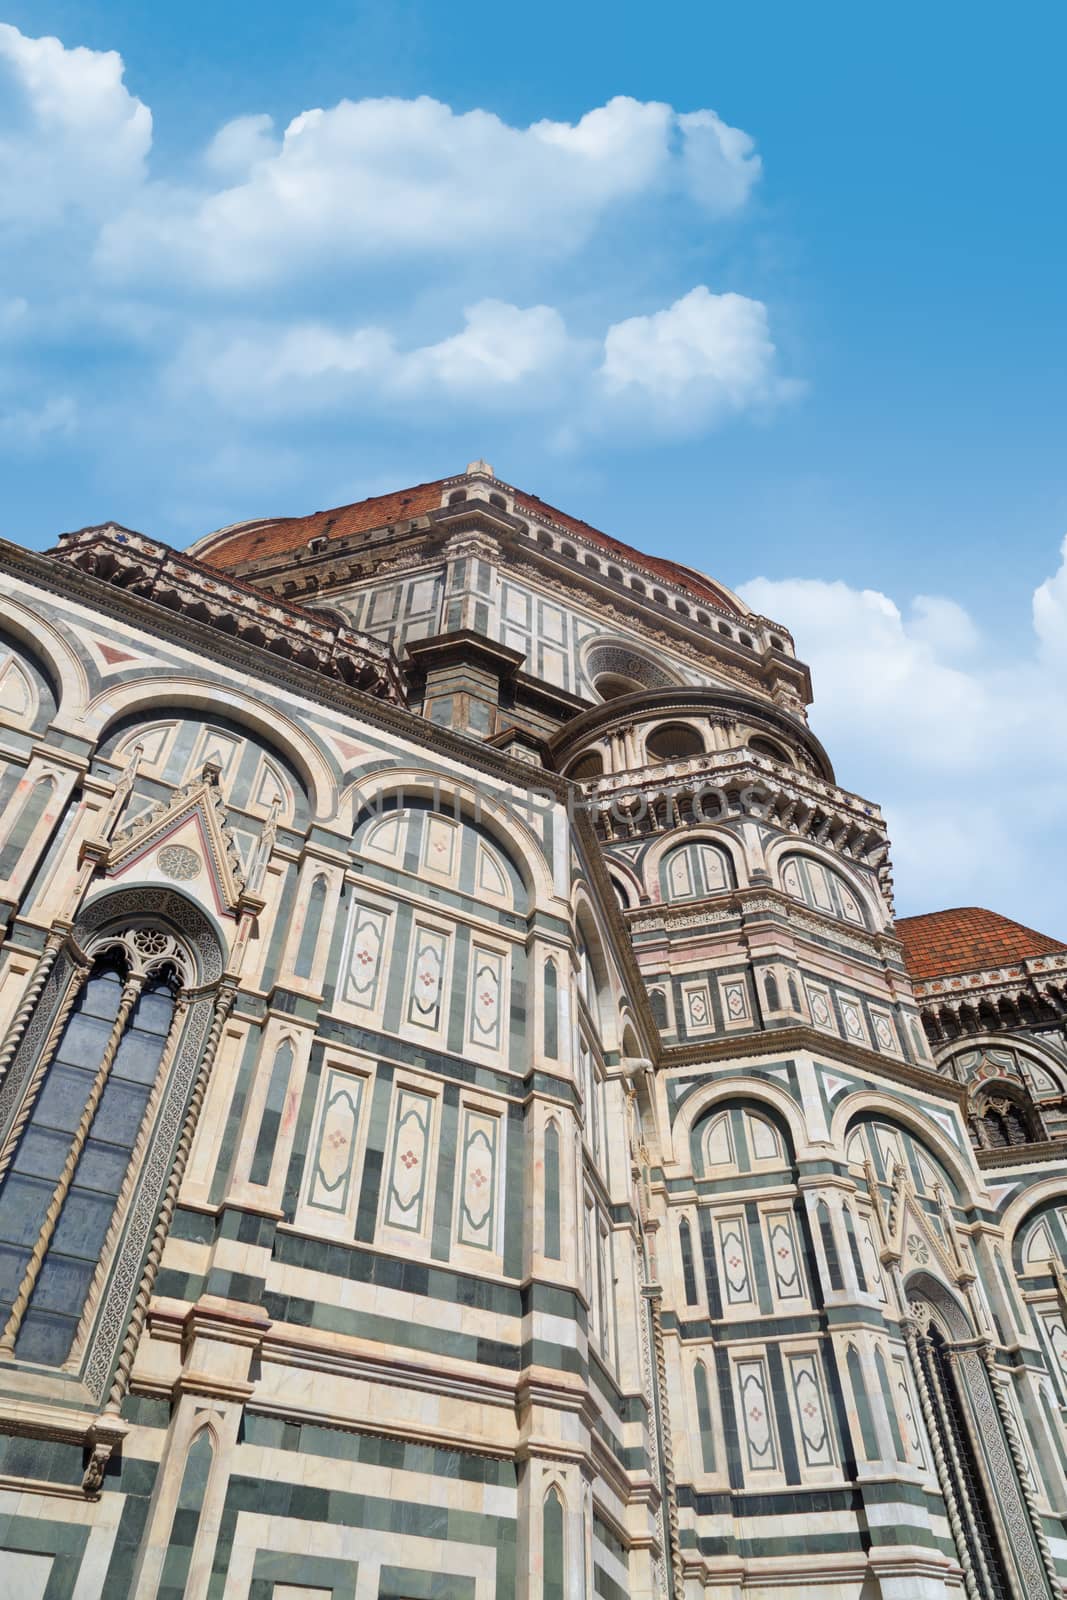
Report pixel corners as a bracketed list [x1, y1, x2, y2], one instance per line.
[0, 926, 191, 1367]
[817, 1199, 844, 1292]
[679, 1217, 699, 1305]
[660, 840, 733, 903]
[780, 853, 868, 926]
[543, 1486, 565, 1600]
[970, 1090, 1038, 1150]
[763, 971, 781, 1012]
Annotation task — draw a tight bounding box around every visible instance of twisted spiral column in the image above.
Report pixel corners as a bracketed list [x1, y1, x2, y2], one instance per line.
[647, 1287, 684, 1599]
[979, 1340, 1060, 1597]
[104, 981, 235, 1415]
[902, 1318, 982, 1600]
[925, 1340, 1000, 1600]
[0, 955, 91, 1189]
[0, 930, 67, 1089]
[0, 973, 144, 1356]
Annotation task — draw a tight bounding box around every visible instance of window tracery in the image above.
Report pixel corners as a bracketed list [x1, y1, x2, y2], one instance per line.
[0, 918, 200, 1372]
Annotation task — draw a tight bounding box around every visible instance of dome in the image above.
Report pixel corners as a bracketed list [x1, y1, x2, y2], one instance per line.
[896, 906, 1067, 983]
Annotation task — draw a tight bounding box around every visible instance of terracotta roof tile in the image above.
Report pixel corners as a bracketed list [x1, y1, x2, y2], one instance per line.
[195, 476, 743, 615]
[895, 906, 1067, 983]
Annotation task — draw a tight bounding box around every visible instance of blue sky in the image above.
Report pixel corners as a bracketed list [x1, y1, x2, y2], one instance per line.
[1, 2, 1065, 933]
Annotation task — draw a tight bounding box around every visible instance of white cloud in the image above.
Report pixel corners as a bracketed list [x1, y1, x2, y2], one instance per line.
[0, 24, 150, 227]
[203, 113, 279, 178]
[1033, 533, 1067, 663]
[739, 547, 1067, 927]
[173, 300, 577, 414]
[170, 286, 793, 437]
[599, 286, 798, 430]
[94, 93, 760, 287]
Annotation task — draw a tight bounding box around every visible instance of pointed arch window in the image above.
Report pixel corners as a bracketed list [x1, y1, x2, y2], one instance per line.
[679, 1216, 698, 1305]
[0, 930, 188, 1367]
[543, 1485, 565, 1600]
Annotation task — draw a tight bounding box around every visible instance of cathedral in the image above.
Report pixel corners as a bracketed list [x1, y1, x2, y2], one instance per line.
[0, 457, 1065, 1600]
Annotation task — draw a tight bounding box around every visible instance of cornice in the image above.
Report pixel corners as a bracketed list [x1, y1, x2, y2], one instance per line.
[550, 688, 831, 776]
[0, 538, 571, 802]
[661, 1026, 968, 1105]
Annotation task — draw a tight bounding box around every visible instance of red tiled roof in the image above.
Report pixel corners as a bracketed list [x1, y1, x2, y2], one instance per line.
[896, 906, 1067, 983]
[194, 476, 744, 616]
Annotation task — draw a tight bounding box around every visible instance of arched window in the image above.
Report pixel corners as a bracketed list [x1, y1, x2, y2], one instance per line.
[0, 774, 56, 880]
[694, 1360, 716, 1472]
[543, 1119, 561, 1260]
[293, 874, 327, 978]
[972, 1091, 1036, 1150]
[780, 853, 868, 927]
[842, 1204, 867, 1291]
[661, 840, 733, 903]
[543, 959, 559, 1060]
[567, 751, 603, 782]
[609, 873, 633, 910]
[489, 492, 506, 509]
[448, 489, 467, 504]
[679, 1216, 698, 1305]
[817, 1199, 844, 1292]
[846, 1345, 879, 1460]
[748, 736, 791, 766]
[630, 578, 646, 596]
[160, 1429, 214, 1593]
[0, 928, 191, 1366]
[763, 971, 781, 1012]
[543, 1486, 565, 1600]
[645, 723, 704, 762]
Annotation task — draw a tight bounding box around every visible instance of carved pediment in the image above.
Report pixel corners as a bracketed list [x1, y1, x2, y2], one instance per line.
[105, 763, 246, 917]
[883, 1165, 969, 1288]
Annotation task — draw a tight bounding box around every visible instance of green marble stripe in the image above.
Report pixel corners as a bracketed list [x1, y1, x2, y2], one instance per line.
[380, 1567, 475, 1600]
[354, 1063, 395, 1242]
[250, 1551, 357, 1600]
[316, 1015, 530, 1098]
[502, 1100, 524, 1278]
[263, 1290, 521, 1369]
[282, 1041, 325, 1218]
[206, 1476, 515, 1600]
[446, 924, 471, 1056]
[259, 859, 298, 990]
[248, 1037, 294, 1185]
[431, 1083, 460, 1261]
[273, 1227, 519, 1313]
[157, 1430, 212, 1600]
[209, 1023, 263, 1206]
[381, 902, 414, 1034]
[243, 1413, 517, 1483]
